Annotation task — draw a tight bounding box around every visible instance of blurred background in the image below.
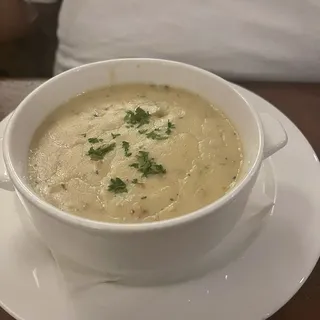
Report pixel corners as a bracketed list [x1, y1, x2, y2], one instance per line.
[0, 1, 61, 78]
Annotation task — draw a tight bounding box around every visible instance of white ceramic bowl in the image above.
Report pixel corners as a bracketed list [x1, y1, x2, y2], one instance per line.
[0, 59, 287, 280]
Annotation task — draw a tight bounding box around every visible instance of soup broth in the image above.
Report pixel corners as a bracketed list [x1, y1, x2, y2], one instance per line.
[28, 84, 243, 223]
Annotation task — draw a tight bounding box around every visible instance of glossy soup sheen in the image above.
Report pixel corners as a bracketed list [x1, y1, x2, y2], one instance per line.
[28, 84, 243, 223]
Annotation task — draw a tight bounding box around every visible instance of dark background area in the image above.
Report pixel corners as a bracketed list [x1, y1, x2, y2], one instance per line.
[0, 2, 61, 78]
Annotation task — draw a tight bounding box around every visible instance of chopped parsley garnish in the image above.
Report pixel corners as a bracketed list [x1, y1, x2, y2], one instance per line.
[132, 178, 138, 184]
[87, 142, 116, 160]
[124, 107, 151, 127]
[108, 177, 128, 194]
[61, 183, 67, 190]
[166, 121, 176, 135]
[88, 137, 103, 144]
[141, 196, 147, 199]
[139, 121, 175, 140]
[146, 130, 168, 140]
[122, 141, 132, 157]
[81, 133, 87, 138]
[130, 151, 166, 177]
[111, 133, 121, 139]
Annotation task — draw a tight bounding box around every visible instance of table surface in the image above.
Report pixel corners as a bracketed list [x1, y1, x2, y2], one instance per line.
[0, 80, 319, 320]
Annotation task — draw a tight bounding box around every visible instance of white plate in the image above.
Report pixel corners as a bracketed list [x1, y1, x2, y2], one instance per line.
[0, 84, 319, 320]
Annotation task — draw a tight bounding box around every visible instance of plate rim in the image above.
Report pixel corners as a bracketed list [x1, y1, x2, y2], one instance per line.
[234, 84, 320, 318]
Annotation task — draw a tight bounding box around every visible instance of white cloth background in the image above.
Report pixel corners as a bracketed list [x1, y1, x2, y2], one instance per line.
[32, 0, 320, 80]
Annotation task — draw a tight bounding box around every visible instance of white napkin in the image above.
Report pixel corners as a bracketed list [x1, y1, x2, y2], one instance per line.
[17, 164, 274, 320]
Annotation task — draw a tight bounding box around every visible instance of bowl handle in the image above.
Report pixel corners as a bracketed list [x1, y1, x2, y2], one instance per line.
[0, 137, 14, 191]
[260, 113, 288, 159]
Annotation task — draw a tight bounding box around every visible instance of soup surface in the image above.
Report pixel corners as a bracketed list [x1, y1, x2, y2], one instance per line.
[28, 84, 243, 223]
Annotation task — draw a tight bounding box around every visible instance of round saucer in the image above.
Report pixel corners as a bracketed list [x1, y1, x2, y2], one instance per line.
[0, 84, 319, 320]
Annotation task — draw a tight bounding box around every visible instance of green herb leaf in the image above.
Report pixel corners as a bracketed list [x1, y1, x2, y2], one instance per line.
[122, 141, 132, 157]
[124, 107, 151, 127]
[132, 178, 138, 184]
[111, 133, 121, 139]
[108, 177, 128, 194]
[87, 142, 116, 160]
[141, 196, 147, 199]
[130, 151, 166, 177]
[146, 130, 168, 140]
[88, 137, 103, 144]
[166, 121, 176, 135]
[138, 129, 148, 134]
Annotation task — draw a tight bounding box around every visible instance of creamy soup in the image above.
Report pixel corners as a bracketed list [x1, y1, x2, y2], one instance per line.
[28, 84, 243, 223]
